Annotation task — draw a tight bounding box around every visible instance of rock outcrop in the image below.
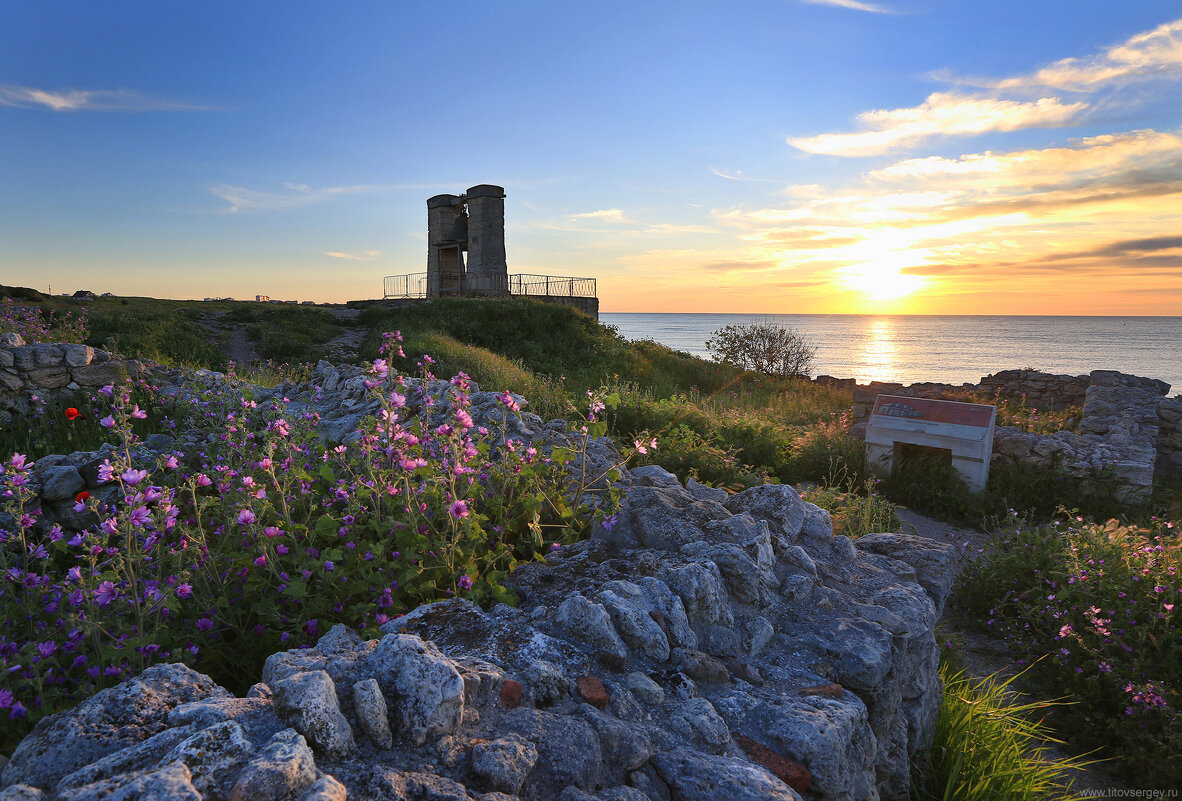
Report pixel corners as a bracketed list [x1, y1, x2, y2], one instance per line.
[1, 467, 954, 801]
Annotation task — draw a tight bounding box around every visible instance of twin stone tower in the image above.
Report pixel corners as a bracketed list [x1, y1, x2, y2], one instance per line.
[426, 184, 507, 297]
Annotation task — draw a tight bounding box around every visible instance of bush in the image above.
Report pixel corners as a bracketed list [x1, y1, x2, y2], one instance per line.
[705, 321, 816, 378]
[0, 336, 635, 749]
[953, 514, 1182, 787]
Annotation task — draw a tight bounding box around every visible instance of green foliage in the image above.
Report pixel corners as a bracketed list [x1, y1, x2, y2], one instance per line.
[0, 347, 634, 749]
[240, 305, 343, 362]
[913, 659, 1088, 801]
[0, 383, 171, 460]
[85, 304, 225, 368]
[705, 321, 817, 378]
[799, 474, 899, 538]
[399, 332, 570, 421]
[952, 515, 1182, 788]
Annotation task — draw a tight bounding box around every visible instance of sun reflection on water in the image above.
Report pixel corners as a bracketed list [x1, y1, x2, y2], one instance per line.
[859, 318, 902, 383]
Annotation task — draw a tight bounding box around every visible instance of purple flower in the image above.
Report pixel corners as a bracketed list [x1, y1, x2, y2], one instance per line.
[129, 506, 151, 528]
[324, 560, 334, 571]
[195, 618, 213, 631]
[99, 384, 114, 396]
[0, 688, 13, 708]
[175, 583, 193, 599]
[457, 575, 473, 591]
[101, 517, 119, 535]
[99, 416, 116, 429]
[37, 641, 56, 658]
[8, 453, 30, 471]
[237, 509, 256, 525]
[449, 500, 470, 519]
[94, 581, 118, 606]
[121, 468, 148, 487]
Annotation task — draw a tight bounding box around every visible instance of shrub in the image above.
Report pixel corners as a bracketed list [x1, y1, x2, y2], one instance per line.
[799, 474, 898, 538]
[705, 321, 816, 378]
[953, 514, 1182, 787]
[0, 299, 88, 345]
[0, 334, 634, 749]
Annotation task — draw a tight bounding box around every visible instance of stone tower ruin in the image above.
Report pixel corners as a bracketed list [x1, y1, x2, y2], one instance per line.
[426, 184, 507, 297]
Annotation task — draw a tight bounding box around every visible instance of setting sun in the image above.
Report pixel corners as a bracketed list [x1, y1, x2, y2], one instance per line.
[843, 264, 927, 300]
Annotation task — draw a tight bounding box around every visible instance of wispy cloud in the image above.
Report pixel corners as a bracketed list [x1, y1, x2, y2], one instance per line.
[324, 250, 381, 261]
[568, 208, 629, 222]
[790, 93, 1086, 156]
[943, 18, 1182, 92]
[801, 0, 894, 14]
[710, 167, 779, 183]
[209, 183, 381, 213]
[0, 84, 213, 112]
[790, 18, 1182, 157]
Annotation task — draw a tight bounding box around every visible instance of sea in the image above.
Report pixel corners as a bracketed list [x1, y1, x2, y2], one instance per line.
[600, 314, 1182, 394]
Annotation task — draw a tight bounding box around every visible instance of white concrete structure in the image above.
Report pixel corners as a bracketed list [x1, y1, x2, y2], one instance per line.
[865, 395, 996, 493]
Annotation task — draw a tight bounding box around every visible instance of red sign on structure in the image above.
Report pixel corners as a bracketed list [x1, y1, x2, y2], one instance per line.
[871, 395, 993, 428]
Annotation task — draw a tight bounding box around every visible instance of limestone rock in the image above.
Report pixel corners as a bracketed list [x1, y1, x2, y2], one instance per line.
[352, 677, 393, 749]
[363, 633, 465, 745]
[271, 670, 355, 756]
[651, 748, 802, 801]
[227, 729, 317, 801]
[470, 734, 538, 793]
[2, 663, 228, 789]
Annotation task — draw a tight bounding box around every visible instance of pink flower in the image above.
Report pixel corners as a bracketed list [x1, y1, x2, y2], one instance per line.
[99, 384, 114, 396]
[195, 473, 212, 487]
[101, 517, 119, 535]
[130, 405, 147, 419]
[176, 583, 193, 598]
[449, 500, 470, 519]
[390, 392, 406, 408]
[163, 455, 178, 470]
[237, 510, 256, 525]
[99, 416, 116, 428]
[633, 439, 649, 455]
[254, 555, 267, 567]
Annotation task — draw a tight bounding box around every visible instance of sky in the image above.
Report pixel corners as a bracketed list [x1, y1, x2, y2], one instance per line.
[2, 1, 1181, 314]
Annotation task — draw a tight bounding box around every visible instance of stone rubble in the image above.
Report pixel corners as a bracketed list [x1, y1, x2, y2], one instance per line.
[1, 461, 955, 801]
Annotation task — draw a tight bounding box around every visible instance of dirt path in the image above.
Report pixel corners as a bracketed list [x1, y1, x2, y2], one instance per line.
[323, 308, 366, 364]
[897, 507, 1131, 797]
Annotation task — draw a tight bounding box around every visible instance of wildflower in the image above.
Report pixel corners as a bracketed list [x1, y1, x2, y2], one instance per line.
[237, 509, 256, 525]
[195, 473, 212, 487]
[254, 555, 267, 567]
[94, 581, 118, 606]
[129, 507, 151, 528]
[99, 416, 116, 428]
[163, 455, 178, 470]
[449, 500, 470, 519]
[457, 575, 473, 591]
[634, 439, 649, 455]
[75, 490, 90, 503]
[195, 618, 213, 631]
[99, 384, 114, 396]
[121, 468, 148, 487]
[64, 407, 81, 420]
[101, 518, 119, 535]
[175, 583, 193, 599]
[130, 405, 147, 419]
[324, 560, 334, 571]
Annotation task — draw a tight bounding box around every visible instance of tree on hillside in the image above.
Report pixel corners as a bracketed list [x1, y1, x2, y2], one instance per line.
[705, 321, 816, 378]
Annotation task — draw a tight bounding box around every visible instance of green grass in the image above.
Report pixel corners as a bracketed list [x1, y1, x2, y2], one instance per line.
[913, 659, 1090, 801]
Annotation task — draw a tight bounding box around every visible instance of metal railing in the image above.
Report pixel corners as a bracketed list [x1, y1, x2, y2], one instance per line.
[383, 272, 595, 300]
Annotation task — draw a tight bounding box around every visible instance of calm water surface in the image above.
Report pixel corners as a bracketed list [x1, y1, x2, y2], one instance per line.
[600, 314, 1182, 393]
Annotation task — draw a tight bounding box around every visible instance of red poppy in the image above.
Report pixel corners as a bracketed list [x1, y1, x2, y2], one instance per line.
[65, 407, 81, 420]
[75, 490, 90, 503]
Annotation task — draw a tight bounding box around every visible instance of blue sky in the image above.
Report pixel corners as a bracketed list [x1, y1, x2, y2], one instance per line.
[3, 1, 1181, 312]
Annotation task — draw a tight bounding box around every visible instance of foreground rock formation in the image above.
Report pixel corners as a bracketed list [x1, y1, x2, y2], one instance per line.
[0, 465, 954, 801]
